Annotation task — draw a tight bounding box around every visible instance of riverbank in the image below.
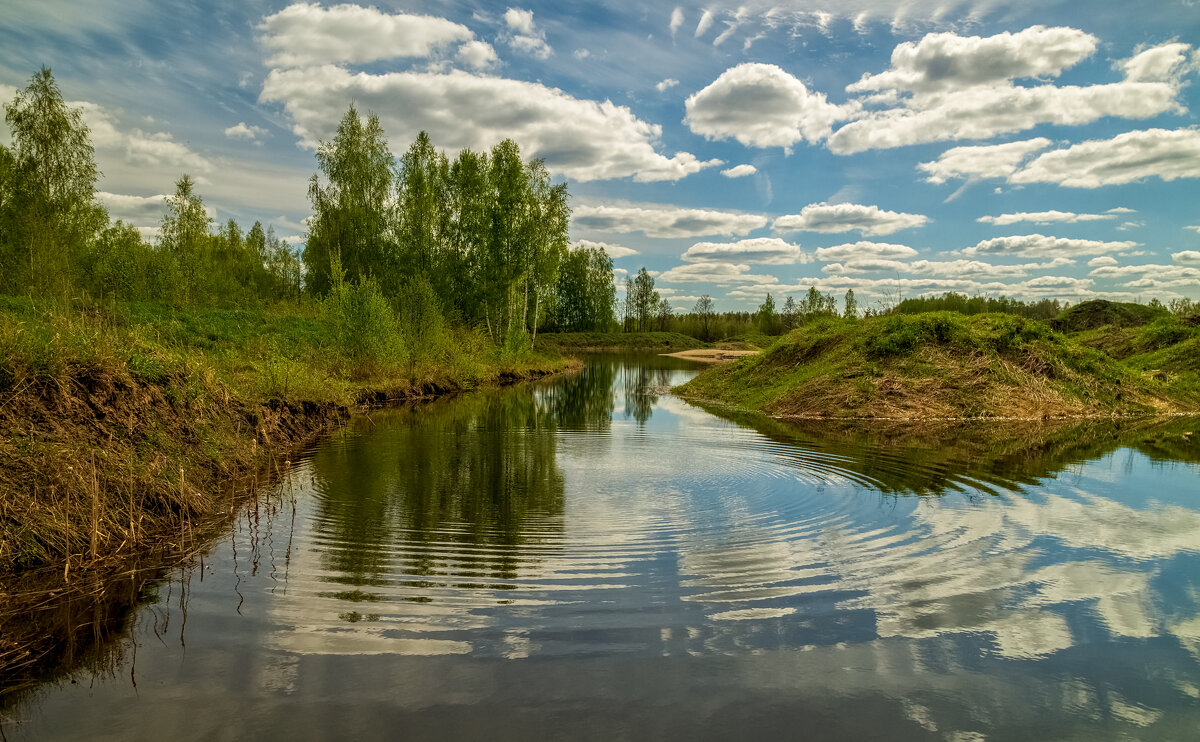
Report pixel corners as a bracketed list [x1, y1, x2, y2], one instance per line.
[0, 297, 568, 580]
[537, 331, 705, 352]
[676, 310, 1200, 420]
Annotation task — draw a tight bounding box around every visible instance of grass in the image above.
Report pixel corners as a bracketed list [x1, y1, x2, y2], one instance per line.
[536, 330, 705, 351]
[0, 295, 567, 577]
[677, 311, 1200, 420]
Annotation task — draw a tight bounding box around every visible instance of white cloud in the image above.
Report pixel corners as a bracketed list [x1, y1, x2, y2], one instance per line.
[570, 239, 638, 259]
[1186, 226, 1200, 235]
[774, 202, 928, 236]
[670, 7, 684, 37]
[504, 7, 552, 59]
[96, 191, 170, 225]
[260, 66, 719, 182]
[720, 164, 757, 178]
[224, 122, 267, 140]
[457, 40, 499, 70]
[259, 3, 474, 67]
[1173, 251, 1200, 266]
[681, 237, 810, 265]
[572, 202, 767, 238]
[824, 256, 1075, 279]
[977, 210, 1121, 226]
[814, 241, 918, 262]
[964, 234, 1140, 259]
[656, 78, 680, 92]
[657, 261, 780, 285]
[695, 9, 715, 38]
[1120, 42, 1192, 83]
[572, 48, 590, 60]
[504, 8, 535, 34]
[1011, 128, 1200, 188]
[80, 101, 213, 174]
[919, 138, 1051, 184]
[828, 35, 1190, 154]
[847, 27, 1098, 95]
[829, 79, 1182, 154]
[684, 63, 852, 150]
[1088, 256, 1119, 268]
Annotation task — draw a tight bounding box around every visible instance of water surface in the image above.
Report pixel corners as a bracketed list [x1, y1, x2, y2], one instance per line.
[5, 354, 1200, 740]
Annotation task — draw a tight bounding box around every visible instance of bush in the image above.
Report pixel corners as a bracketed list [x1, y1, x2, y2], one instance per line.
[324, 273, 402, 371]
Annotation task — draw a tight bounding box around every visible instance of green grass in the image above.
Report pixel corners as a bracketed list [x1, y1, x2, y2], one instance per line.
[677, 312, 1199, 420]
[536, 331, 705, 351]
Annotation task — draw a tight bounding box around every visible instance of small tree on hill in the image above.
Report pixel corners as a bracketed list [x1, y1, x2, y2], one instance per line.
[843, 289, 858, 319]
[757, 292, 778, 335]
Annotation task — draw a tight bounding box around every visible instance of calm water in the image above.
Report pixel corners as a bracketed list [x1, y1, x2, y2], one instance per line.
[5, 354, 1200, 740]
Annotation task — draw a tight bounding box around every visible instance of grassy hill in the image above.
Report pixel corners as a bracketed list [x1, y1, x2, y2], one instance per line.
[677, 310, 1200, 420]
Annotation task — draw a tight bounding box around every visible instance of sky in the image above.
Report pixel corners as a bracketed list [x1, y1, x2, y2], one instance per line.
[3, 0, 1200, 310]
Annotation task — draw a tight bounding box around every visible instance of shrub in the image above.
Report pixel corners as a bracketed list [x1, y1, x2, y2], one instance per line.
[323, 268, 402, 371]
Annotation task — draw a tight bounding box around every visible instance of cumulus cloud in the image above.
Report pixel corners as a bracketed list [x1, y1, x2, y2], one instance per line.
[224, 122, 267, 140]
[1173, 251, 1200, 266]
[1184, 226, 1200, 234]
[656, 78, 680, 92]
[918, 138, 1051, 184]
[681, 237, 810, 265]
[1011, 128, 1200, 188]
[457, 40, 499, 70]
[847, 26, 1098, 95]
[829, 77, 1182, 154]
[814, 241, 918, 262]
[684, 63, 852, 150]
[964, 234, 1140, 259]
[1087, 264, 1200, 291]
[657, 261, 780, 285]
[977, 210, 1122, 226]
[260, 66, 719, 182]
[774, 202, 928, 236]
[1088, 256, 1119, 268]
[259, 3, 474, 67]
[570, 239, 638, 259]
[827, 35, 1190, 154]
[572, 202, 767, 238]
[1120, 42, 1192, 82]
[720, 164, 757, 178]
[504, 7, 552, 59]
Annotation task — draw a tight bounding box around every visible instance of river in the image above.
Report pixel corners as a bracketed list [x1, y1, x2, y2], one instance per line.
[4, 353, 1200, 740]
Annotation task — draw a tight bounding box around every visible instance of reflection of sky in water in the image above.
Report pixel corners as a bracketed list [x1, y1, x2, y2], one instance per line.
[11, 355, 1200, 741]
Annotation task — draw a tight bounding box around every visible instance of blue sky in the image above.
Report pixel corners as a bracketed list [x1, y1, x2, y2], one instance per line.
[3, 1, 1200, 309]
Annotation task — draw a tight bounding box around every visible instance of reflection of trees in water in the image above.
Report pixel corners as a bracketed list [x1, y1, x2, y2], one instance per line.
[621, 362, 677, 426]
[695, 406, 1200, 496]
[539, 360, 617, 431]
[310, 387, 568, 585]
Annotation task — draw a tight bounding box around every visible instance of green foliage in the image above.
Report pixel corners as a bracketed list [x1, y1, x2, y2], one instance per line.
[323, 257, 402, 371]
[548, 245, 616, 332]
[0, 67, 102, 297]
[757, 293, 778, 335]
[305, 105, 396, 296]
[896, 292, 1065, 320]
